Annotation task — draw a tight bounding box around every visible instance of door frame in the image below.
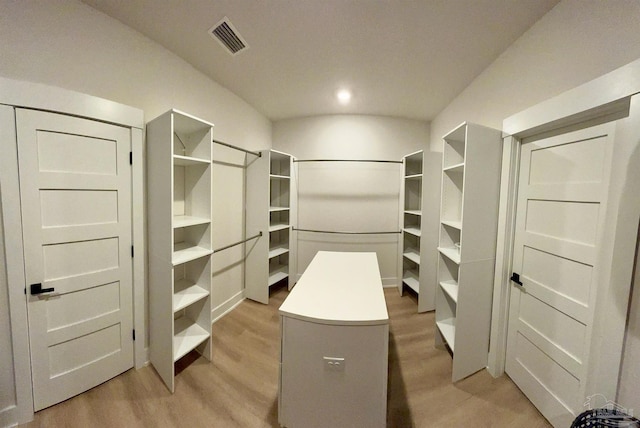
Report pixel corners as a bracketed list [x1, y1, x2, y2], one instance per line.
[0, 77, 146, 425]
[488, 57, 640, 401]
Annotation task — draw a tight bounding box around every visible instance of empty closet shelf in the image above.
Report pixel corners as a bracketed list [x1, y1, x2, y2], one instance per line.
[403, 226, 421, 237]
[438, 247, 461, 264]
[173, 215, 210, 228]
[173, 280, 209, 312]
[269, 245, 290, 259]
[439, 280, 459, 303]
[173, 154, 210, 166]
[269, 223, 290, 232]
[269, 265, 289, 286]
[436, 319, 456, 352]
[173, 242, 212, 265]
[403, 248, 421, 264]
[403, 271, 420, 293]
[173, 318, 210, 362]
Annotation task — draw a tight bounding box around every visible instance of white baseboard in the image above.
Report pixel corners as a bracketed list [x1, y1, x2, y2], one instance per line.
[211, 291, 245, 324]
[0, 404, 18, 428]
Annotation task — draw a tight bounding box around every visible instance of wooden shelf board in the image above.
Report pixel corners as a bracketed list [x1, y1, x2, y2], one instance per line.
[173, 154, 210, 166]
[403, 226, 421, 237]
[269, 246, 290, 259]
[268, 265, 289, 286]
[173, 215, 210, 229]
[439, 280, 459, 303]
[173, 317, 210, 362]
[403, 248, 421, 265]
[173, 279, 209, 313]
[173, 242, 212, 266]
[403, 271, 420, 294]
[438, 247, 461, 265]
[441, 219, 462, 230]
[404, 210, 422, 216]
[269, 223, 290, 233]
[436, 318, 456, 352]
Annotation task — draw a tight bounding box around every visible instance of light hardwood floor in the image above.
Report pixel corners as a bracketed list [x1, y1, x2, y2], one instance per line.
[23, 285, 551, 427]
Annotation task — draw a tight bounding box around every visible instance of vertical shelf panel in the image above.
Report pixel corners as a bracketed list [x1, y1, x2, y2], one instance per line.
[435, 122, 501, 382]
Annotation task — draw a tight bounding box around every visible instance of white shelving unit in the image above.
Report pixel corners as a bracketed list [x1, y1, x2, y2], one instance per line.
[397, 150, 434, 312]
[245, 149, 296, 304]
[434, 122, 501, 382]
[147, 109, 213, 392]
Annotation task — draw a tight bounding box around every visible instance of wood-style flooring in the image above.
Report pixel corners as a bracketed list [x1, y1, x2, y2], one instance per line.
[23, 285, 551, 427]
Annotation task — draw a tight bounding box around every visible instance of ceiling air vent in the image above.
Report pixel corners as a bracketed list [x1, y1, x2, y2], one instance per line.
[209, 17, 248, 56]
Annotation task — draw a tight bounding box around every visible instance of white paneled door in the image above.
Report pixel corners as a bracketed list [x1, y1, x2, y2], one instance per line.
[506, 124, 615, 427]
[16, 109, 134, 411]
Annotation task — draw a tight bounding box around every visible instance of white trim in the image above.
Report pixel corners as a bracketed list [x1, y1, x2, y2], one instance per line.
[0, 105, 34, 425]
[0, 79, 144, 424]
[131, 127, 146, 369]
[487, 135, 520, 377]
[212, 291, 245, 324]
[503, 57, 640, 137]
[0, 77, 143, 129]
[493, 58, 640, 399]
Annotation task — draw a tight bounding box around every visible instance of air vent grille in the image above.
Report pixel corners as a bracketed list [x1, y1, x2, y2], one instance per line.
[209, 18, 248, 55]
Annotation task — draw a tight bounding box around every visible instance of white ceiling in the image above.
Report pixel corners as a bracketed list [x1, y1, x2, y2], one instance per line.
[82, 0, 559, 121]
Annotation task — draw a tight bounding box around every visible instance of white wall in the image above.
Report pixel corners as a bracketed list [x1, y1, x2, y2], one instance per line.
[0, 0, 271, 421]
[428, 0, 640, 413]
[273, 115, 439, 288]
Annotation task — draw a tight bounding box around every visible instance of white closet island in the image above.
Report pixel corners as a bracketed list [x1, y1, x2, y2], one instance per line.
[278, 251, 389, 428]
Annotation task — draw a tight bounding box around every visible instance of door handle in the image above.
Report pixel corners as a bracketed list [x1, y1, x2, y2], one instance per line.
[30, 283, 55, 295]
[510, 273, 523, 287]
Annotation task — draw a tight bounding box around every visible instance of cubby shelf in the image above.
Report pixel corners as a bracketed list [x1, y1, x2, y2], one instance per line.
[439, 280, 459, 303]
[435, 122, 501, 382]
[173, 215, 210, 229]
[403, 226, 421, 237]
[268, 264, 289, 286]
[437, 247, 461, 265]
[173, 317, 210, 362]
[173, 280, 209, 313]
[436, 319, 456, 352]
[172, 243, 212, 266]
[173, 154, 210, 166]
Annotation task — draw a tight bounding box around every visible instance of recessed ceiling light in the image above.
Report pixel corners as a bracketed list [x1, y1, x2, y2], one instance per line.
[336, 89, 352, 104]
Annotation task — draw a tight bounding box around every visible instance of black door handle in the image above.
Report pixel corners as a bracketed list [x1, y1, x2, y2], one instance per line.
[510, 273, 523, 287]
[31, 283, 55, 295]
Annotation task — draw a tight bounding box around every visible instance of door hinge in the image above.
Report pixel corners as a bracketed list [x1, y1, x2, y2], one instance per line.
[131, 245, 134, 258]
[129, 151, 133, 165]
[132, 329, 136, 341]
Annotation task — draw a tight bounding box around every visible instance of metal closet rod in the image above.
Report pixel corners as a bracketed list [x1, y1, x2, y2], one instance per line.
[293, 227, 401, 235]
[212, 139, 261, 158]
[214, 232, 262, 253]
[293, 159, 402, 164]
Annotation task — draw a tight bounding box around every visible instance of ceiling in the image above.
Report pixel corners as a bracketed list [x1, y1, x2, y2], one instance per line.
[82, 0, 559, 122]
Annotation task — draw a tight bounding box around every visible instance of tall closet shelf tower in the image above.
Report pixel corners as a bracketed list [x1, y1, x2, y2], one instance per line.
[435, 122, 501, 382]
[245, 149, 297, 304]
[398, 150, 425, 297]
[147, 109, 214, 393]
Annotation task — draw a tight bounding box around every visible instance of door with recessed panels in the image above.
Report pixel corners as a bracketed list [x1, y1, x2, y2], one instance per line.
[16, 109, 134, 410]
[506, 123, 615, 427]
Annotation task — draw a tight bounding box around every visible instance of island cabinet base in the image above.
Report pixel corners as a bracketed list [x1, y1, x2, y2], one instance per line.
[278, 316, 389, 428]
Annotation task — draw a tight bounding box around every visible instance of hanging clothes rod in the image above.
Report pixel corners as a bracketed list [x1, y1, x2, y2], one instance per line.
[293, 159, 402, 164]
[214, 232, 262, 253]
[293, 228, 401, 235]
[212, 139, 261, 158]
